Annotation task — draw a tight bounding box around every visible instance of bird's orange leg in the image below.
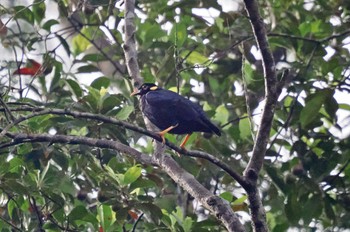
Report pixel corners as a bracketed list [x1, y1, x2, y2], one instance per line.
[157, 124, 178, 144]
[180, 133, 192, 149]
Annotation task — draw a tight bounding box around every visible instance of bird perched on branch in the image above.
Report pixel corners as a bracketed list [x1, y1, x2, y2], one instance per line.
[131, 83, 221, 149]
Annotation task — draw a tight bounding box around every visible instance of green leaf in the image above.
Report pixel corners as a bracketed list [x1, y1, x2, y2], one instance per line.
[56, 34, 71, 56]
[302, 194, 323, 225]
[123, 165, 142, 185]
[170, 22, 187, 47]
[91, 77, 110, 90]
[33, 0, 46, 24]
[324, 95, 338, 119]
[14, 6, 34, 24]
[7, 200, 17, 220]
[181, 50, 208, 65]
[49, 61, 62, 92]
[77, 64, 100, 73]
[72, 31, 91, 55]
[285, 192, 301, 225]
[219, 192, 233, 202]
[101, 94, 121, 114]
[66, 79, 83, 98]
[42, 19, 59, 31]
[183, 217, 193, 232]
[116, 105, 134, 120]
[213, 104, 229, 125]
[233, 195, 248, 205]
[69, 205, 98, 225]
[238, 116, 252, 141]
[98, 204, 115, 232]
[300, 89, 333, 128]
[82, 54, 108, 62]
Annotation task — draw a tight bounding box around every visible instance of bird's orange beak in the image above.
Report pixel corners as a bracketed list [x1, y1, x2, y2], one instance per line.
[130, 88, 139, 96]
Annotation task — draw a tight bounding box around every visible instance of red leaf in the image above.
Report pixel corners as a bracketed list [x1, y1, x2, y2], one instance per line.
[13, 59, 42, 76]
[13, 67, 39, 76]
[128, 210, 138, 220]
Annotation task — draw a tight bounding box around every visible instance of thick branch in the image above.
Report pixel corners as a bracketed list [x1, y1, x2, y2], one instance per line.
[243, 0, 278, 232]
[243, 0, 277, 177]
[123, 0, 142, 87]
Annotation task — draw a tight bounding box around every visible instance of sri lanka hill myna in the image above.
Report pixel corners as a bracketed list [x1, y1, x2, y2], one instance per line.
[131, 83, 221, 148]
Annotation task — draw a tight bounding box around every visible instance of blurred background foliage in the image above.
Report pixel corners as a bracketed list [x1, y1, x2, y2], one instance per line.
[0, 0, 350, 231]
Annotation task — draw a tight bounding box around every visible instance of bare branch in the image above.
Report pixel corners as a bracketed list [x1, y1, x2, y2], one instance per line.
[123, 0, 143, 87]
[243, 0, 278, 231]
[243, 0, 277, 177]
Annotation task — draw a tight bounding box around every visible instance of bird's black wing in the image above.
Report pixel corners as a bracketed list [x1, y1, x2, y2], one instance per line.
[177, 98, 221, 135]
[145, 89, 221, 135]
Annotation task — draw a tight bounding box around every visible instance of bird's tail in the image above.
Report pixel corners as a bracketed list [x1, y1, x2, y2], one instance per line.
[204, 118, 221, 136]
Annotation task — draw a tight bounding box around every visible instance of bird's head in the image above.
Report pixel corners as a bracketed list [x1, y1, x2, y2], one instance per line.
[130, 83, 158, 96]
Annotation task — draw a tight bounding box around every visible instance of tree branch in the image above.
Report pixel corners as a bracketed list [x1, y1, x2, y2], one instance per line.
[121, 0, 246, 230]
[243, 0, 278, 231]
[1, 130, 154, 165]
[123, 0, 143, 87]
[1, 129, 245, 232]
[0, 107, 247, 191]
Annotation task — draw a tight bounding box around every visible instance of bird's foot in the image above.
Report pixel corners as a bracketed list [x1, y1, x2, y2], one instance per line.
[156, 124, 179, 144]
[156, 132, 166, 144]
[179, 134, 192, 149]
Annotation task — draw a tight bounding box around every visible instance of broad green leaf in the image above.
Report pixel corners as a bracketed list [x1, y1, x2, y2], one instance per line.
[238, 116, 252, 141]
[233, 195, 248, 205]
[72, 32, 91, 55]
[98, 204, 115, 232]
[181, 50, 208, 65]
[7, 200, 16, 219]
[324, 95, 338, 119]
[123, 165, 142, 185]
[285, 192, 301, 225]
[68, 205, 98, 225]
[42, 19, 59, 31]
[170, 22, 187, 47]
[91, 77, 110, 90]
[213, 104, 229, 125]
[300, 89, 333, 128]
[116, 105, 134, 120]
[77, 64, 100, 73]
[220, 191, 233, 202]
[49, 61, 62, 92]
[302, 194, 323, 225]
[66, 79, 83, 98]
[183, 217, 193, 232]
[82, 54, 107, 62]
[101, 94, 121, 114]
[33, 0, 46, 24]
[13, 6, 34, 24]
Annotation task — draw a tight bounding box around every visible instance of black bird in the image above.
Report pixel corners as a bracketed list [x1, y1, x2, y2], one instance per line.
[131, 83, 221, 148]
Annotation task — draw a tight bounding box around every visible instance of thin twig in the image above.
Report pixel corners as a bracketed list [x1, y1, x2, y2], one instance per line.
[131, 213, 144, 232]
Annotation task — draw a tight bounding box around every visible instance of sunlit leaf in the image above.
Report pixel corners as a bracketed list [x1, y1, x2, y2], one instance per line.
[116, 105, 134, 120]
[91, 77, 110, 90]
[123, 165, 142, 185]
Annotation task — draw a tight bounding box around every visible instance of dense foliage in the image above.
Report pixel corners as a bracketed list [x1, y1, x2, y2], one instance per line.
[0, 0, 350, 231]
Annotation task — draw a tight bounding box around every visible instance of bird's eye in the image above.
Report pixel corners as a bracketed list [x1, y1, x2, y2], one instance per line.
[142, 85, 147, 90]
